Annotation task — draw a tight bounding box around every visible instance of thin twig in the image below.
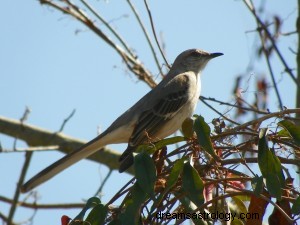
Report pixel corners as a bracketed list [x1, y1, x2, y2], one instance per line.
[40, 0, 157, 88]
[106, 177, 135, 206]
[80, 0, 135, 57]
[231, 108, 300, 131]
[243, 0, 299, 88]
[13, 107, 31, 150]
[200, 96, 269, 115]
[94, 169, 113, 197]
[58, 109, 76, 132]
[221, 157, 300, 166]
[0, 211, 16, 225]
[126, 0, 163, 75]
[0, 195, 84, 209]
[253, 11, 284, 110]
[7, 152, 33, 224]
[20, 106, 31, 123]
[143, 0, 170, 69]
[199, 96, 241, 126]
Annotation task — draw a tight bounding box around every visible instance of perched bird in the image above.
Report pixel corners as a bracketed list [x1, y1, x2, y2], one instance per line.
[21, 49, 223, 193]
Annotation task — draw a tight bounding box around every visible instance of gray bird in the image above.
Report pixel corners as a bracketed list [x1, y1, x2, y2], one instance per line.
[21, 49, 223, 193]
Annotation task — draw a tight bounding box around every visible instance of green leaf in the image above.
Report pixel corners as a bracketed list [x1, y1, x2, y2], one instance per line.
[151, 157, 186, 212]
[193, 115, 218, 160]
[277, 129, 292, 138]
[258, 128, 285, 199]
[85, 204, 108, 225]
[278, 120, 300, 146]
[107, 219, 122, 225]
[292, 196, 300, 215]
[71, 197, 101, 222]
[252, 175, 264, 196]
[231, 196, 247, 214]
[182, 162, 205, 207]
[182, 117, 195, 138]
[176, 192, 210, 225]
[134, 152, 156, 196]
[120, 183, 147, 225]
[166, 158, 185, 190]
[136, 136, 185, 154]
[265, 173, 282, 200]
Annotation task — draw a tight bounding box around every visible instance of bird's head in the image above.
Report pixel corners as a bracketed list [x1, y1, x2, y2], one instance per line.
[171, 49, 223, 74]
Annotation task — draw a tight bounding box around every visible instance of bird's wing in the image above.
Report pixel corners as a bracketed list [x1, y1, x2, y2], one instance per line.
[118, 74, 192, 172]
[129, 73, 191, 148]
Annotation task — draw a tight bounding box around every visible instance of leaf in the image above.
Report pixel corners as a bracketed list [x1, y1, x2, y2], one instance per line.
[177, 192, 210, 225]
[71, 197, 101, 222]
[151, 157, 186, 212]
[107, 219, 122, 225]
[231, 196, 247, 214]
[120, 183, 147, 225]
[153, 136, 186, 151]
[252, 175, 264, 196]
[136, 136, 185, 154]
[182, 162, 205, 207]
[277, 129, 291, 138]
[258, 128, 285, 199]
[292, 196, 300, 215]
[134, 152, 156, 196]
[61, 215, 71, 225]
[247, 193, 268, 225]
[85, 204, 108, 225]
[278, 120, 300, 146]
[165, 157, 185, 190]
[269, 199, 292, 225]
[182, 117, 195, 138]
[193, 115, 218, 160]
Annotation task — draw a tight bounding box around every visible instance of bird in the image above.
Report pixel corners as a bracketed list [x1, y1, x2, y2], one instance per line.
[21, 49, 223, 193]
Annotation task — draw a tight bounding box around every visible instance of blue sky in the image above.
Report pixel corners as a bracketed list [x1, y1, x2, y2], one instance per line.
[0, 0, 297, 224]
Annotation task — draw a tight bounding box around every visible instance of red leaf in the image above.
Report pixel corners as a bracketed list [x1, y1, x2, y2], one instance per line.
[61, 215, 71, 225]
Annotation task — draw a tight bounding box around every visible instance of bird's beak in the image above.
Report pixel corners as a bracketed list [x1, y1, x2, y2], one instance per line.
[209, 52, 224, 58]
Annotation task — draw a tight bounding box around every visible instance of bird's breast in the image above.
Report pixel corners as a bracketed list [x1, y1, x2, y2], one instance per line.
[156, 76, 201, 139]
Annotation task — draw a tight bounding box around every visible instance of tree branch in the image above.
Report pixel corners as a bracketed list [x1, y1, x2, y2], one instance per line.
[40, 0, 157, 89]
[243, 0, 299, 88]
[0, 116, 134, 174]
[230, 108, 300, 131]
[0, 195, 84, 209]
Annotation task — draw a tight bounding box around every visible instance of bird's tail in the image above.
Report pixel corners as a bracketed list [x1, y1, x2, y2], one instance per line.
[21, 135, 108, 193]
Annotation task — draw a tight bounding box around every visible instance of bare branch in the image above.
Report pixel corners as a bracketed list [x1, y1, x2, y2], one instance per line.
[200, 96, 269, 115]
[199, 96, 242, 126]
[7, 152, 33, 224]
[79, 0, 135, 57]
[126, 0, 163, 75]
[0, 115, 134, 174]
[143, 0, 170, 69]
[221, 157, 300, 167]
[0, 211, 16, 225]
[243, 0, 299, 88]
[94, 169, 113, 197]
[58, 109, 76, 132]
[40, 0, 157, 88]
[0, 195, 84, 209]
[231, 108, 300, 131]
[1, 145, 60, 153]
[253, 13, 284, 110]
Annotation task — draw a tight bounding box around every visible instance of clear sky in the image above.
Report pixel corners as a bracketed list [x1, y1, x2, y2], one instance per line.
[0, 0, 297, 224]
